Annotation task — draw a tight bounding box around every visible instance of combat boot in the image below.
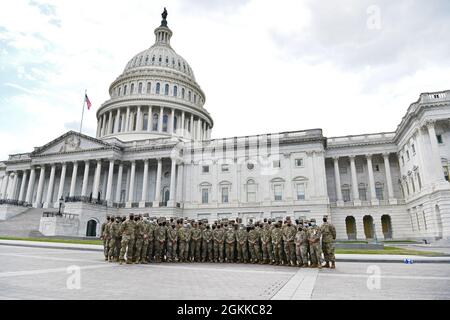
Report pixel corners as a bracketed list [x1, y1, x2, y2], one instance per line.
[331, 261, 336, 269]
[134, 258, 140, 264]
[126, 259, 133, 264]
[119, 259, 125, 265]
[324, 262, 330, 268]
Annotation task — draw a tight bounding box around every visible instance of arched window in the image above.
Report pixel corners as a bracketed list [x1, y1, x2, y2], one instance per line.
[188, 91, 192, 101]
[152, 55, 155, 63]
[164, 84, 169, 95]
[86, 219, 98, 237]
[363, 215, 374, 239]
[381, 215, 393, 239]
[165, 56, 169, 64]
[173, 85, 178, 97]
[181, 88, 185, 99]
[163, 114, 168, 132]
[143, 113, 148, 131]
[138, 82, 143, 94]
[152, 113, 159, 131]
[118, 87, 121, 96]
[194, 94, 197, 104]
[146, 82, 151, 94]
[345, 216, 357, 240]
[246, 179, 257, 202]
[156, 83, 160, 94]
[130, 83, 134, 95]
[123, 85, 127, 95]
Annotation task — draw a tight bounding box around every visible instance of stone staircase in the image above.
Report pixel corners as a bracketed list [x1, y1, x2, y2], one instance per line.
[0, 207, 51, 238]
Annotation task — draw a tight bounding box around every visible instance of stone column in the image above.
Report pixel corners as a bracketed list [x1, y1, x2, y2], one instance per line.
[34, 165, 46, 207]
[55, 163, 67, 204]
[153, 158, 162, 207]
[115, 162, 124, 203]
[107, 111, 113, 134]
[125, 107, 130, 132]
[147, 106, 152, 132]
[382, 153, 396, 204]
[136, 106, 142, 131]
[127, 160, 136, 205]
[366, 154, 378, 205]
[18, 170, 28, 202]
[69, 162, 78, 197]
[25, 167, 36, 203]
[96, 118, 102, 137]
[190, 114, 194, 139]
[115, 109, 121, 133]
[168, 158, 177, 206]
[10, 172, 18, 200]
[181, 111, 185, 137]
[333, 157, 343, 205]
[44, 164, 56, 208]
[81, 161, 90, 197]
[171, 108, 175, 134]
[159, 107, 164, 133]
[349, 156, 360, 205]
[92, 160, 102, 200]
[101, 114, 107, 136]
[177, 162, 184, 203]
[140, 159, 149, 207]
[426, 120, 446, 183]
[197, 119, 202, 141]
[105, 160, 115, 204]
[2, 173, 11, 200]
[0, 175, 7, 200]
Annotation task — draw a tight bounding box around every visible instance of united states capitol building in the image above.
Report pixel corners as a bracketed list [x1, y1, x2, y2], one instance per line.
[1, 12, 449, 242]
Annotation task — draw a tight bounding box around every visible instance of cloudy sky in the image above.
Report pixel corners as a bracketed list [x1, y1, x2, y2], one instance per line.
[0, 0, 449, 160]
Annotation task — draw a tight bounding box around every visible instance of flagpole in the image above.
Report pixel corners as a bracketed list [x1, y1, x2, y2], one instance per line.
[80, 89, 87, 134]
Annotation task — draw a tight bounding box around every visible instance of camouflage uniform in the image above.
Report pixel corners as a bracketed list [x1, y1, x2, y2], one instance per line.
[119, 216, 137, 264]
[107, 217, 120, 262]
[307, 220, 322, 268]
[167, 225, 178, 262]
[201, 227, 213, 262]
[154, 223, 167, 262]
[295, 227, 308, 267]
[283, 224, 297, 266]
[261, 224, 274, 264]
[140, 219, 151, 264]
[100, 218, 110, 260]
[133, 218, 145, 263]
[248, 227, 261, 263]
[271, 225, 283, 265]
[225, 227, 236, 262]
[190, 225, 202, 262]
[146, 221, 156, 262]
[320, 220, 336, 268]
[177, 225, 190, 262]
[213, 226, 225, 262]
[236, 226, 249, 263]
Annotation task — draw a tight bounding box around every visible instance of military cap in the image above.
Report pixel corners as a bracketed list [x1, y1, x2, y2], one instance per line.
[310, 218, 316, 222]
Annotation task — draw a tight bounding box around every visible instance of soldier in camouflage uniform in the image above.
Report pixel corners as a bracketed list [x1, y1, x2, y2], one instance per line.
[119, 213, 137, 264]
[107, 216, 121, 262]
[167, 223, 178, 262]
[100, 216, 111, 261]
[177, 223, 190, 262]
[133, 215, 144, 264]
[271, 222, 283, 265]
[190, 223, 202, 262]
[224, 224, 236, 263]
[248, 225, 261, 264]
[201, 225, 213, 262]
[307, 218, 322, 269]
[283, 220, 297, 266]
[295, 223, 308, 267]
[213, 224, 225, 262]
[236, 224, 249, 263]
[261, 223, 274, 264]
[139, 216, 151, 264]
[320, 217, 336, 269]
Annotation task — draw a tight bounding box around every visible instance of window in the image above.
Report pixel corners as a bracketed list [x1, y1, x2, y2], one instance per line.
[162, 114, 168, 132]
[247, 180, 256, 202]
[221, 187, 229, 203]
[406, 150, 410, 160]
[182, 88, 185, 99]
[273, 160, 281, 168]
[147, 82, 151, 94]
[202, 165, 210, 174]
[356, 162, 364, 173]
[221, 164, 229, 172]
[295, 158, 304, 167]
[342, 185, 350, 202]
[123, 85, 127, 95]
[188, 91, 192, 101]
[401, 156, 405, 166]
[411, 144, 416, 154]
[164, 84, 169, 95]
[202, 188, 209, 204]
[358, 184, 367, 201]
[143, 113, 148, 131]
[444, 165, 449, 182]
[118, 87, 121, 96]
[274, 185, 283, 201]
[247, 162, 254, 170]
[375, 183, 384, 200]
[411, 177, 416, 193]
[173, 85, 178, 97]
[194, 94, 197, 103]
[437, 134, 443, 144]
[138, 82, 142, 94]
[296, 183, 305, 200]
[152, 113, 158, 131]
[339, 165, 347, 174]
[156, 83, 160, 94]
[130, 83, 134, 94]
[375, 164, 380, 172]
[417, 172, 423, 189]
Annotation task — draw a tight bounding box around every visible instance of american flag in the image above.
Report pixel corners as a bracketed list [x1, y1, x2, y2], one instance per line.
[85, 94, 92, 110]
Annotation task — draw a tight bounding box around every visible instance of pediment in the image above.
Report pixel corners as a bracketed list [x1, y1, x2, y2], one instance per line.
[32, 131, 111, 156]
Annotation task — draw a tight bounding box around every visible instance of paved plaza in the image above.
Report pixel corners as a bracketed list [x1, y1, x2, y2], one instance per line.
[0, 245, 449, 300]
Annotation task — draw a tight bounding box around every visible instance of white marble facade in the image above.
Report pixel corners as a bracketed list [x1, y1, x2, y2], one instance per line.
[1, 15, 449, 241]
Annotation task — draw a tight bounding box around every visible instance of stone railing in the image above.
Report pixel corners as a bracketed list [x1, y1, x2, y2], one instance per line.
[329, 199, 404, 207]
[64, 196, 107, 207]
[42, 212, 79, 219]
[0, 199, 32, 207]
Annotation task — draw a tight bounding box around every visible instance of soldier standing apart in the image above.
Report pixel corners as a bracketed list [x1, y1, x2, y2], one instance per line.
[295, 223, 308, 267]
[261, 223, 274, 264]
[107, 216, 120, 262]
[236, 224, 249, 263]
[271, 223, 283, 265]
[320, 216, 336, 269]
[202, 225, 213, 262]
[119, 213, 137, 264]
[190, 223, 202, 262]
[307, 218, 322, 269]
[225, 224, 236, 263]
[167, 223, 178, 262]
[283, 220, 297, 266]
[100, 216, 111, 261]
[213, 224, 225, 263]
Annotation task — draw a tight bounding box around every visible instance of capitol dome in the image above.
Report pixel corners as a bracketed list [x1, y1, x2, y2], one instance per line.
[96, 9, 213, 143]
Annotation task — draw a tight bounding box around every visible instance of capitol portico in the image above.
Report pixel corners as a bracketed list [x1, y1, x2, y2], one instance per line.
[1, 11, 449, 242]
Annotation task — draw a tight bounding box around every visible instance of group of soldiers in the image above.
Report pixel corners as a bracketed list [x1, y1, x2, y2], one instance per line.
[100, 214, 337, 269]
